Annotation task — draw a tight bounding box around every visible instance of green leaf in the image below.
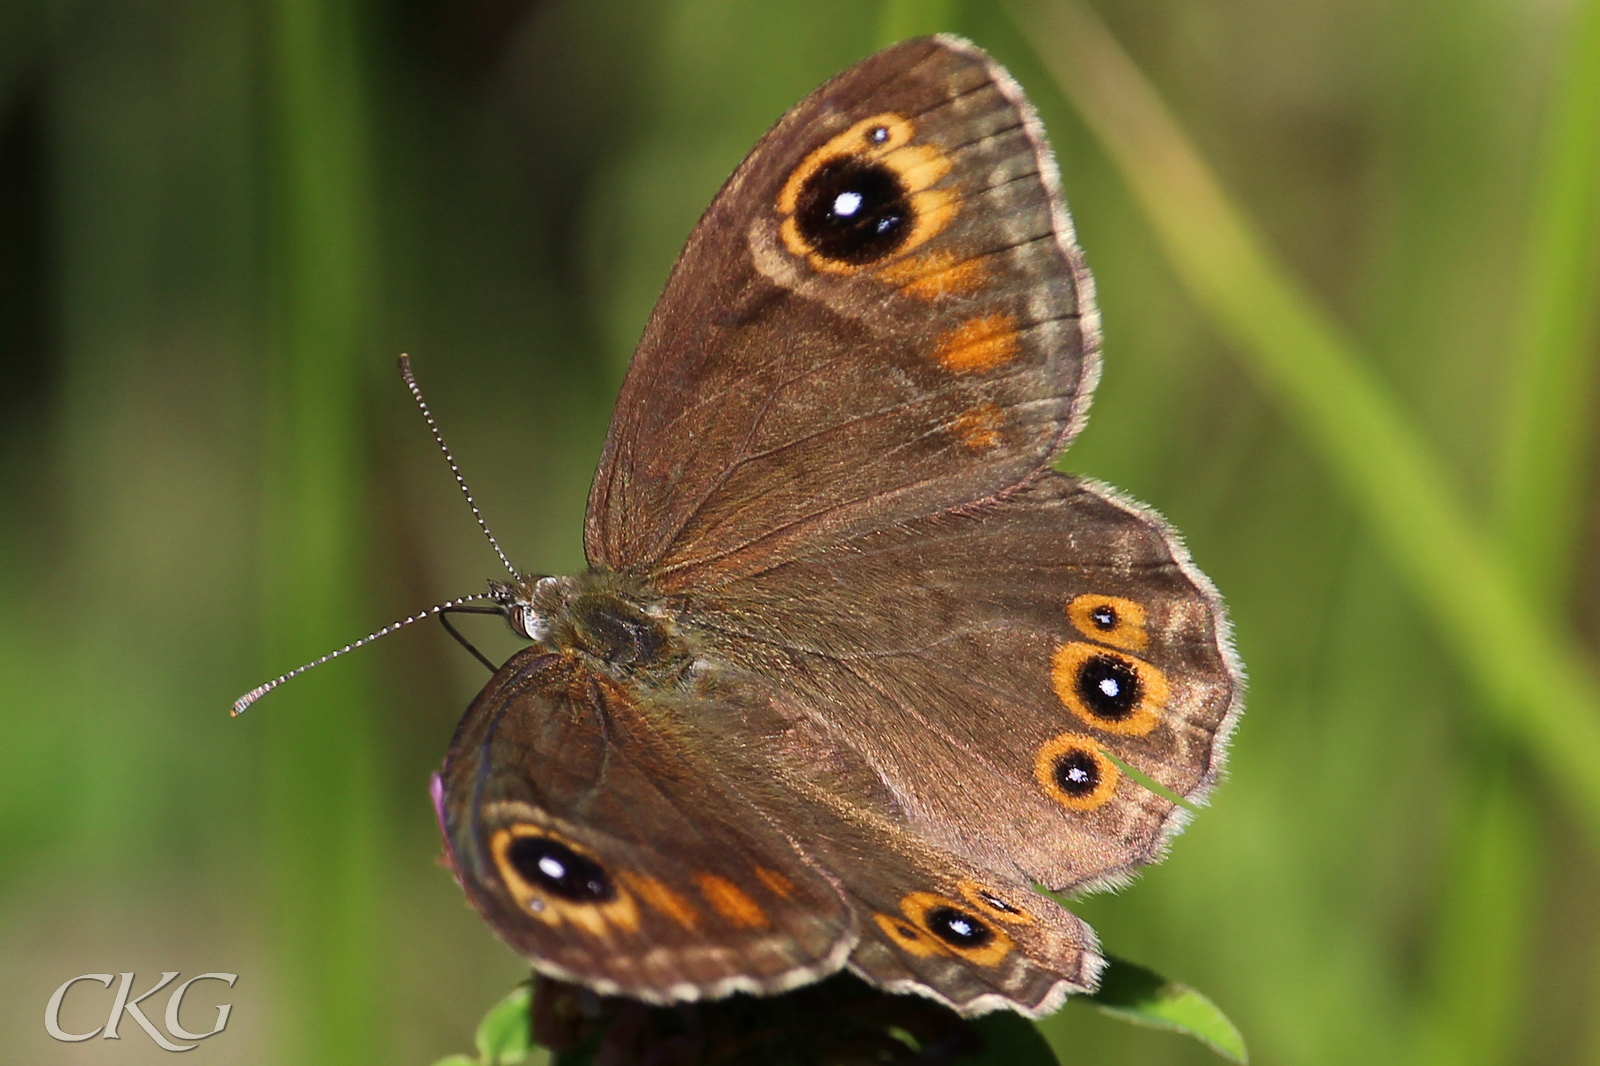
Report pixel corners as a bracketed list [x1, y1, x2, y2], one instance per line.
[1086, 956, 1247, 1063]
[963, 1011, 1060, 1064]
[1496, 0, 1600, 597]
[429, 1057, 479, 1066]
[474, 984, 535, 1065]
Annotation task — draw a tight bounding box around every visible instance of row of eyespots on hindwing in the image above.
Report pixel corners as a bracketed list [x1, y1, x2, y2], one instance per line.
[1033, 595, 1167, 812]
[873, 881, 1036, 966]
[490, 824, 796, 936]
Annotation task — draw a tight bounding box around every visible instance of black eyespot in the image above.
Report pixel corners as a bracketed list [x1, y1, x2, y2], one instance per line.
[868, 125, 890, 144]
[925, 906, 993, 948]
[978, 891, 1019, 914]
[794, 156, 912, 264]
[506, 836, 614, 903]
[1077, 654, 1142, 721]
[1090, 604, 1118, 630]
[1053, 748, 1101, 798]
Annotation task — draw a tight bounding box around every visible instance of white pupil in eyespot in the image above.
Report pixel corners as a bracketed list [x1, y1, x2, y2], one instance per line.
[538, 855, 567, 881]
[833, 191, 864, 217]
[947, 916, 974, 936]
[1099, 677, 1121, 698]
[1066, 766, 1090, 783]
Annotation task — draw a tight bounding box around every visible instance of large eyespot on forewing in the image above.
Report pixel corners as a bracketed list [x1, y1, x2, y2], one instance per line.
[777, 114, 957, 275]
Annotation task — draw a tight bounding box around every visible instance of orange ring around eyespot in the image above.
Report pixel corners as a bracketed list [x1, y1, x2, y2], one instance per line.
[1050, 642, 1167, 736]
[777, 113, 914, 216]
[774, 113, 959, 274]
[898, 890, 1012, 967]
[1066, 594, 1149, 651]
[489, 824, 640, 935]
[1034, 733, 1120, 811]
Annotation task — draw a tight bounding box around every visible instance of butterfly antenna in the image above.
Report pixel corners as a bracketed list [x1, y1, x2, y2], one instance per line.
[398, 353, 521, 580]
[232, 593, 494, 716]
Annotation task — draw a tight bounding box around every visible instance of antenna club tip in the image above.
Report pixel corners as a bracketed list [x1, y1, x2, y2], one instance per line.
[231, 688, 266, 716]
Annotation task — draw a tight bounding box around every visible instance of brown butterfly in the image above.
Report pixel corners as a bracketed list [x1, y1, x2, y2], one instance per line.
[251, 34, 1242, 1019]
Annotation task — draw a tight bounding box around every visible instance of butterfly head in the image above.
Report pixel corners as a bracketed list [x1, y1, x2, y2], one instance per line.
[488, 575, 557, 644]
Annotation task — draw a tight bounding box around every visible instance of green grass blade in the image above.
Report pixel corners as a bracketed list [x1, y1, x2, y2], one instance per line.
[1491, 0, 1600, 1049]
[261, 0, 383, 1062]
[1009, 0, 1600, 843]
[1410, 3, 1600, 1061]
[1085, 956, 1248, 1063]
[1496, 0, 1600, 598]
[1406, 769, 1537, 1066]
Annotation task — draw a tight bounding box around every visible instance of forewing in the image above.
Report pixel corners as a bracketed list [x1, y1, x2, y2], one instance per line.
[586, 36, 1097, 587]
[436, 650, 855, 1001]
[687, 473, 1242, 894]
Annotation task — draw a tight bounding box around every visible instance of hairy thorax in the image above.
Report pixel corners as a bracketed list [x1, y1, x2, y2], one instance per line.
[497, 570, 696, 687]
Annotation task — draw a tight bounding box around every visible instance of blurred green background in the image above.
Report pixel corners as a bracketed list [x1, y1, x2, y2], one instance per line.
[3, 0, 1599, 1063]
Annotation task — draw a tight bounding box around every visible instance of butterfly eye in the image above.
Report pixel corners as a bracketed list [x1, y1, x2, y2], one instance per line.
[512, 605, 540, 641]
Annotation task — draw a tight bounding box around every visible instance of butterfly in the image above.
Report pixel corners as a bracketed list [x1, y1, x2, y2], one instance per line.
[423, 35, 1241, 1019]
